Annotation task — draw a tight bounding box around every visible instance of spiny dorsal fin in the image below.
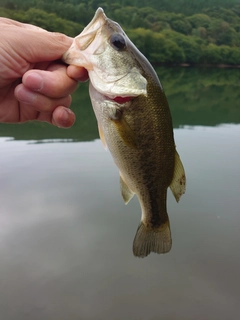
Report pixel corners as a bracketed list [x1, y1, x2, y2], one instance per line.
[170, 150, 186, 202]
[120, 173, 135, 204]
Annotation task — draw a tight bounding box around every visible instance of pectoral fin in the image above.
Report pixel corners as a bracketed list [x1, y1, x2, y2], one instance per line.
[170, 150, 186, 202]
[109, 108, 138, 149]
[120, 173, 135, 204]
[98, 123, 108, 150]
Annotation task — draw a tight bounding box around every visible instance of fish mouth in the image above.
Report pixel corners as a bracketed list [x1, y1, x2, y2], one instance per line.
[77, 8, 107, 51]
[89, 72, 140, 104]
[62, 8, 107, 64]
[89, 82, 134, 105]
[104, 94, 133, 104]
[83, 8, 106, 35]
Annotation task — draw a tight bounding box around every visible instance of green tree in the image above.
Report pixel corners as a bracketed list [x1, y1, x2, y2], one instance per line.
[208, 19, 238, 46]
[163, 30, 201, 63]
[200, 44, 222, 64]
[192, 27, 208, 39]
[128, 28, 185, 64]
[171, 19, 192, 35]
[186, 13, 211, 28]
[149, 38, 185, 64]
[218, 45, 240, 64]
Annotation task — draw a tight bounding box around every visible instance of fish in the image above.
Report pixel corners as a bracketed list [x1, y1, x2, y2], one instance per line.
[62, 8, 186, 258]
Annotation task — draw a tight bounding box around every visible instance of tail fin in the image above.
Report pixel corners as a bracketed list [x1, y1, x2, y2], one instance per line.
[133, 220, 172, 258]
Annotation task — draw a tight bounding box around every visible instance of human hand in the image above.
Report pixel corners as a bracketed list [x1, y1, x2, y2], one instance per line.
[0, 18, 88, 128]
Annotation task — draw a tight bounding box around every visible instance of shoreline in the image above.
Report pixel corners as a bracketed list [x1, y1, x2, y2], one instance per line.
[152, 63, 240, 68]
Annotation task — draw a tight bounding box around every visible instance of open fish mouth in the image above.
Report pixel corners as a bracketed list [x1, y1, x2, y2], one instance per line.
[76, 8, 107, 51]
[81, 8, 106, 36]
[89, 82, 134, 105]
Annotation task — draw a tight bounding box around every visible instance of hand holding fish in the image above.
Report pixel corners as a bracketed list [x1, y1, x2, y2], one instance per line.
[0, 18, 88, 127]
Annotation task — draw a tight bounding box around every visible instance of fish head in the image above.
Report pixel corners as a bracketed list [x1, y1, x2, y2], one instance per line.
[62, 7, 147, 99]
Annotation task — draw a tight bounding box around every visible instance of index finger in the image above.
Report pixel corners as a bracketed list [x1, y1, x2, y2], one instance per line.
[22, 64, 78, 98]
[2, 24, 73, 62]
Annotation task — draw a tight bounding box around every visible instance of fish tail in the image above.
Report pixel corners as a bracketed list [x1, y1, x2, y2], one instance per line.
[133, 219, 172, 258]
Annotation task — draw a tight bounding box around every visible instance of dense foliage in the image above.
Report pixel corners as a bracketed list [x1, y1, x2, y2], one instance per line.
[1, 0, 240, 65]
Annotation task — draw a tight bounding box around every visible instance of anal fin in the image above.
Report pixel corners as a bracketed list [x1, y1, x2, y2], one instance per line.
[170, 150, 186, 202]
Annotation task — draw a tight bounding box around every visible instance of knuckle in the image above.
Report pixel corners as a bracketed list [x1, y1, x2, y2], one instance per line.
[52, 32, 72, 46]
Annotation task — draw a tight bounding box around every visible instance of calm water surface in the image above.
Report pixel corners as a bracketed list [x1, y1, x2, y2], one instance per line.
[0, 68, 239, 320]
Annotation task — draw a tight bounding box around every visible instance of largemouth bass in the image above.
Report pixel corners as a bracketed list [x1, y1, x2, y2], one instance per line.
[62, 8, 186, 257]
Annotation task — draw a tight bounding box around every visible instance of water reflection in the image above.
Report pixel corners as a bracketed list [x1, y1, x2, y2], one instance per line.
[0, 68, 240, 320]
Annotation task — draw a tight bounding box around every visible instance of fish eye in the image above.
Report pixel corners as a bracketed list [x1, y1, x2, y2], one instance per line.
[110, 33, 126, 51]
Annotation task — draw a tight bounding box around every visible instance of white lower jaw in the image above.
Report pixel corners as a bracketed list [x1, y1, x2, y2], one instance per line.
[89, 81, 107, 102]
[89, 82, 135, 106]
[88, 68, 146, 101]
[89, 82, 119, 103]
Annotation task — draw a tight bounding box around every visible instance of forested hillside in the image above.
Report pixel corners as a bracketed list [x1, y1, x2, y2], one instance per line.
[1, 0, 240, 66]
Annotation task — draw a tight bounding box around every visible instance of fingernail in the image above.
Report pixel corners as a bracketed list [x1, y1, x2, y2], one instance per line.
[25, 73, 43, 91]
[61, 108, 70, 121]
[16, 87, 35, 104]
[58, 108, 75, 128]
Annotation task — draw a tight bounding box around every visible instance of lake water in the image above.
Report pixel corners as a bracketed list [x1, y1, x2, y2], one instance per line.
[0, 67, 240, 320]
